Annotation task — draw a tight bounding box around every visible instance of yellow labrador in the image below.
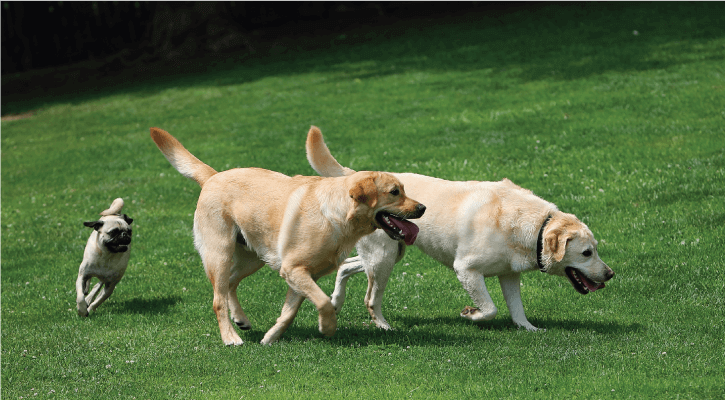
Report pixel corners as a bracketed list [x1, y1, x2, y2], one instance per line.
[307, 128, 614, 331]
[150, 127, 425, 345]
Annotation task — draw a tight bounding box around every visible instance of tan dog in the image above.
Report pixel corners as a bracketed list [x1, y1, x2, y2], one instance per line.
[307, 129, 614, 331]
[150, 127, 425, 345]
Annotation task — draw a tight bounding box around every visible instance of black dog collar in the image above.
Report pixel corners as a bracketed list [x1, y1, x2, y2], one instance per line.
[536, 215, 552, 271]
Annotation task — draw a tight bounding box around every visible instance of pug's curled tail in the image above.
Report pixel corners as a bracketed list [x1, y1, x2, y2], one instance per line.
[100, 198, 124, 216]
[305, 126, 356, 177]
[150, 128, 218, 187]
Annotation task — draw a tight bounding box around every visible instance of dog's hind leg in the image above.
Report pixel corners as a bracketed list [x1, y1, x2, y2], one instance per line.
[499, 272, 539, 331]
[85, 282, 103, 304]
[280, 265, 337, 338]
[261, 288, 305, 345]
[228, 245, 264, 331]
[330, 256, 364, 314]
[87, 281, 118, 313]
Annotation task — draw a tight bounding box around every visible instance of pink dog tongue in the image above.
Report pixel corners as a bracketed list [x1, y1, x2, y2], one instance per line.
[389, 216, 419, 245]
[581, 274, 605, 292]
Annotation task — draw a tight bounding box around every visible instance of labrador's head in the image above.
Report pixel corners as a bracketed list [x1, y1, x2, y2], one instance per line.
[541, 212, 614, 294]
[346, 171, 425, 245]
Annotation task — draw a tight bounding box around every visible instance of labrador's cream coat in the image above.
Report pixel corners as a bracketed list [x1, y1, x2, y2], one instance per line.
[306, 128, 614, 331]
[150, 127, 424, 344]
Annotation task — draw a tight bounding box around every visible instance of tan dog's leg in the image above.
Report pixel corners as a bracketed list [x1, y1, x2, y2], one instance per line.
[282, 266, 337, 337]
[228, 246, 265, 330]
[261, 288, 305, 345]
[205, 249, 243, 346]
[194, 209, 244, 345]
[196, 221, 243, 345]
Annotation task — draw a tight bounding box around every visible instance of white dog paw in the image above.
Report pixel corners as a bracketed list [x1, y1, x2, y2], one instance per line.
[516, 322, 543, 332]
[372, 319, 392, 330]
[222, 337, 244, 346]
[460, 305, 497, 321]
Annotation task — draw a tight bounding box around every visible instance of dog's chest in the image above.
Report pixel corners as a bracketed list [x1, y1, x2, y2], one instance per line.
[83, 242, 131, 278]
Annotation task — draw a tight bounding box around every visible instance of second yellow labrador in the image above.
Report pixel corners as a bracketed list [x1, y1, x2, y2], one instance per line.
[150, 127, 425, 345]
[307, 128, 614, 331]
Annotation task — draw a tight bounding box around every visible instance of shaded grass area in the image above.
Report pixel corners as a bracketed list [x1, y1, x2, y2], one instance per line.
[2, 2, 724, 399]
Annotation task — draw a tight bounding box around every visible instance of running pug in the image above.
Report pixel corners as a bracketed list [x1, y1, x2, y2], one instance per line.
[76, 198, 133, 317]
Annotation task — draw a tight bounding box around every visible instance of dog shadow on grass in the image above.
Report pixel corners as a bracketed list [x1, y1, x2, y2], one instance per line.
[242, 315, 642, 346]
[115, 295, 183, 315]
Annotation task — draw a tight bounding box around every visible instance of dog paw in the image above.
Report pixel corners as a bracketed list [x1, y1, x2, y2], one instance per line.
[319, 314, 337, 337]
[517, 323, 542, 332]
[260, 332, 280, 345]
[460, 305, 497, 321]
[371, 318, 392, 330]
[460, 305, 478, 316]
[222, 336, 244, 346]
[77, 305, 89, 317]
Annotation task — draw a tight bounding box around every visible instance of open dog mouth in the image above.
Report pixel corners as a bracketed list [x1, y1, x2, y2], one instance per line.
[375, 211, 420, 245]
[106, 235, 132, 253]
[565, 267, 605, 295]
[107, 244, 130, 253]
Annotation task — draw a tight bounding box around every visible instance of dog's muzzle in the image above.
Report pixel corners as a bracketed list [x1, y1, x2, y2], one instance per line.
[106, 231, 132, 253]
[375, 204, 426, 246]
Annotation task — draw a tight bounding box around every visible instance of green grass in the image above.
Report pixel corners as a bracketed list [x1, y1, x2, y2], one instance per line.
[2, 3, 724, 398]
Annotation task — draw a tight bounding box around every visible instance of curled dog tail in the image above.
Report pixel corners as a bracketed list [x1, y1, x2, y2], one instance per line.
[100, 198, 124, 216]
[150, 127, 218, 187]
[305, 126, 356, 177]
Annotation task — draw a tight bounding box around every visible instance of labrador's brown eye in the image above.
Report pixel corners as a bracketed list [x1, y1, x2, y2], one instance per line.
[583, 249, 592, 257]
[390, 189, 400, 196]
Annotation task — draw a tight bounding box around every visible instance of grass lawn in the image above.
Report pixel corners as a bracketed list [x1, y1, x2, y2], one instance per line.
[2, 3, 724, 398]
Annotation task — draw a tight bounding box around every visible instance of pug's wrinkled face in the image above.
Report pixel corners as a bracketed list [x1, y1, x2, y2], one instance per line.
[84, 214, 133, 253]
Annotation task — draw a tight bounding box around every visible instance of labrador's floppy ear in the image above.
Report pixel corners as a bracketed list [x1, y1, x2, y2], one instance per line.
[84, 220, 105, 231]
[349, 176, 378, 208]
[545, 227, 571, 263]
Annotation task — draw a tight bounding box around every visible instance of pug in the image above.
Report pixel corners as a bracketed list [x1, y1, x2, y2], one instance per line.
[76, 198, 133, 317]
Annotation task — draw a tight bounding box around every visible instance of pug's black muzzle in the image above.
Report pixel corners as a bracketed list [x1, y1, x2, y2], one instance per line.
[106, 230, 132, 253]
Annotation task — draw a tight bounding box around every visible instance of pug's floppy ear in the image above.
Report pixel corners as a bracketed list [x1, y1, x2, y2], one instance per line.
[349, 177, 378, 208]
[84, 220, 105, 231]
[546, 228, 571, 262]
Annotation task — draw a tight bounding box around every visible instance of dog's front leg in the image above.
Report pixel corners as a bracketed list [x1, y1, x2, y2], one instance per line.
[261, 288, 305, 345]
[454, 261, 498, 322]
[359, 236, 401, 330]
[499, 273, 539, 331]
[330, 256, 364, 314]
[281, 266, 337, 338]
[76, 272, 90, 317]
